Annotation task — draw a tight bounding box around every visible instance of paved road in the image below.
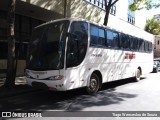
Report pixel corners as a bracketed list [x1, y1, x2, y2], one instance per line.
[0, 72, 160, 120]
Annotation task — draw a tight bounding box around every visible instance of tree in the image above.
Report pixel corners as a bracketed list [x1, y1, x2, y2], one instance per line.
[103, 0, 119, 26]
[129, 0, 160, 11]
[145, 17, 160, 35]
[4, 0, 16, 88]
[104, 0, 160, 26]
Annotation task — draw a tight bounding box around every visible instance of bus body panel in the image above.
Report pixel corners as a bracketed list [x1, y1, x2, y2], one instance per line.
[25, 18, 154, 92]
[26, 69, 67, 91]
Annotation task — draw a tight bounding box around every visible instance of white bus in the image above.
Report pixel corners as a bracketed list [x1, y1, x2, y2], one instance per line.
[25, 18, 153, 94]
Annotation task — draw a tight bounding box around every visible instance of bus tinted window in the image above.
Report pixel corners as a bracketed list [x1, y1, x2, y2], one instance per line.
[120, 33, 129, 49]
[98, 28, 105, 46]
[139, 39, 144, 51]
[144, 41, 148, 52]
[106, 30, 114, 47]
[149, 42, 152, 52]
[134, 37, 138, 51]
[67, 21, 88, 68]
[113, 32, 119, 48]
[130, 36, 134, 50]
[90, 25, 106, 47]
[90, 25, 98, 46]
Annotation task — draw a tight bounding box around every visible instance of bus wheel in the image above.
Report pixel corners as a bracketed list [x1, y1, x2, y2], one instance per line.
[86, 73, 100, 95]
[134, 69, 141, 82]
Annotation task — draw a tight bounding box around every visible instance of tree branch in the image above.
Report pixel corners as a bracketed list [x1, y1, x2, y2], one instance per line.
[111, 0, 119, 6]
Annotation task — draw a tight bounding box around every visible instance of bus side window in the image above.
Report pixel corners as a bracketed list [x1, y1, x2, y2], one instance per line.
[120, 33, 125, 49]
[130, 36, 134, 50]
[125, 35, 130, 49]
[149, 42, 152, 52]
[113, 31, 119, 48]
[133, 37, 138, 51]
[139, 39, 144, 52]
[90, 25, 106, 47]
[90, 25, 98, 46]
[120, 33, 130, 50]
[98, 28, 106, 46]
[106, 30, 114, 48]
[66, 21, 88, 68]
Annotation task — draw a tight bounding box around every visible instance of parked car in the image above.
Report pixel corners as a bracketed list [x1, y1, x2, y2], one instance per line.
[153, 60, 160, 73]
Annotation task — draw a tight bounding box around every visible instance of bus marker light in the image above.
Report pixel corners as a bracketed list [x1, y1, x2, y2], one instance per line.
[49, 87, 57, 91]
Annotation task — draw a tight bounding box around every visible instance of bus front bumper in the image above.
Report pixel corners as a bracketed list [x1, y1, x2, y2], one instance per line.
[26, 77, 66, 91]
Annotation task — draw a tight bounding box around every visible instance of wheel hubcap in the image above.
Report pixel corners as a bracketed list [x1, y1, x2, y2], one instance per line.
[136, 70, 140, 79]
[90, 78, 97, 91]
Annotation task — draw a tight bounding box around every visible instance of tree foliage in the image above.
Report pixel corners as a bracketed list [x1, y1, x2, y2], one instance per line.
[145, 17, 160, 35]
[104, 0, 160, 26]
[129, 0, 160, 11]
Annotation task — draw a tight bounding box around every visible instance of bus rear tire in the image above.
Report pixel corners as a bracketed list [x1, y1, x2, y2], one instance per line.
[86, 73, 100, 95]
[133, 69, 141, 82]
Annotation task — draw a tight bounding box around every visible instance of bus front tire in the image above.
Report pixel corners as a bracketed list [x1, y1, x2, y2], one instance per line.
[86, 73, 100, 95]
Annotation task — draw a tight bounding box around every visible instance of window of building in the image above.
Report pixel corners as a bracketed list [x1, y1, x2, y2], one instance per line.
[0, 41, 7, 59]
[0, 28, 7, 40]
[0, 10, 7, 19]
[0, 9, 45, 60]
[85, 0, 116, 15]
[128, 0, 135, 24]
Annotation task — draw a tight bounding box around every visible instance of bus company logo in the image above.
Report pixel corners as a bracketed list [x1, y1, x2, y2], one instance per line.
[91, 54, 102, 57]
[2, 112, 11, 117]
[125, 53, 136, 59]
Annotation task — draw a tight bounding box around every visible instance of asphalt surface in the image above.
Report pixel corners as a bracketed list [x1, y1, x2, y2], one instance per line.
[0, 72, 160, 120]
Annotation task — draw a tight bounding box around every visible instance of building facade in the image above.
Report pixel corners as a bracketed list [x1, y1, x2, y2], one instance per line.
[154, 35, 160, 58]
[154, 14, 160, 23]
[0, 0, 148, 76]
[154, 14, 160, 58]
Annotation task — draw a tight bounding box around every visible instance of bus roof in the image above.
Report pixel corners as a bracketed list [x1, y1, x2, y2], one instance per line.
[34, 17, 111, 30]
[34, 17, 153, 42]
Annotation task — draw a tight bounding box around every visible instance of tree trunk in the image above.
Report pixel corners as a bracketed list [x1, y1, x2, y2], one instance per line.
[64, 0, 67, 18]
[4, 0, 16, 88]
[103, 7, 111, 26]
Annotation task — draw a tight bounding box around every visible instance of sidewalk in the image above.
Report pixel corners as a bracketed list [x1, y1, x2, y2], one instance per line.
[0, 77, 38, 98]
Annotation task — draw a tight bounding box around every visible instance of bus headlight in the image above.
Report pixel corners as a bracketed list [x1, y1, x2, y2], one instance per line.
[48, 75, 64, 80]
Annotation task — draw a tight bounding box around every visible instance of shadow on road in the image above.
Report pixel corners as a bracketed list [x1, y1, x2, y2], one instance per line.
[0, 77, 141, 113]
[52, 78, 139, 111]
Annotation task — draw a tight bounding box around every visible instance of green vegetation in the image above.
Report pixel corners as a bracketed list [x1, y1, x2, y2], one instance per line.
[145, 17, 160, 35]
[129, 0, 160, 11]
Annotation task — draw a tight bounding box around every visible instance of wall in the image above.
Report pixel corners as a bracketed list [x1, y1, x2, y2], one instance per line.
[154, 35, 160, 58]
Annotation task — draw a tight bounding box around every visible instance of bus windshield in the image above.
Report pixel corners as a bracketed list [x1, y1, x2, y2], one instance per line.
[26, 20, 69, 70]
